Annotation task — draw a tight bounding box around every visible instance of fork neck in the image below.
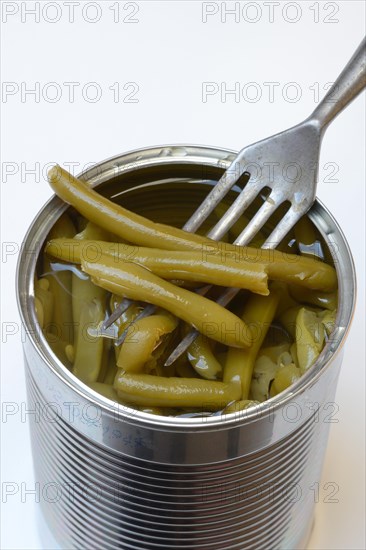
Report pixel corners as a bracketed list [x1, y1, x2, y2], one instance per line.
[309, 36, 365, 134]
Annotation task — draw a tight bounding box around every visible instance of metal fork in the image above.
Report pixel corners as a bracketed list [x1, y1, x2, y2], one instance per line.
[105, 37, 366, 361]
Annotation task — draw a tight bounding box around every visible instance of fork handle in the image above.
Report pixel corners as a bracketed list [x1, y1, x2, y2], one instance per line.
[311, 36, 366, 131]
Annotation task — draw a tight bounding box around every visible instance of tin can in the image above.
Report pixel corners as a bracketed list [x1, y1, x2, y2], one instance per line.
[17, 145, 356, 550]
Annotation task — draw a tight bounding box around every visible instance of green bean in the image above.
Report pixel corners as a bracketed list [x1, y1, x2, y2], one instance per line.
[224, 291, 280, 399]
[318, 309, 337, 337]
[35, 278, 54, 329]
[222, 400, 260, 414]
[74, 220, 112, 242]
[73, 298, 105, 384]
[138, 406, 166, 415]
[258, 343, 291, 364]
[65, 344, 74, 364]
[269, 364, 301, 397]
[114, 373, 241, 410]
[290, 343, 299, 367]
[279, 306, 302, 340]
[72, 274, 106, 348]
[250, 343, 293, 401]
[295, 307, 325, 373]
[34, 297, 44, 328]
[43, 212, 75, 343]
[250, 343, 294, 401]
[271, 281, 299, 318]
[187, 335, 222, 380]
[202, 243, 337, 291]
[251, 354, 281, 402]
[48, 165, 217, 251]
[175, 361, 200, 378]
[45, 238, 269, 295]
[289, 284, 338, 311]
[88, 382, 121, 402]
[44, 332, 72, 369]
[104, 351, 119, 385]
[81, 256, 252, 348]
[117, 313, 178, 372]
[97, 338, 111, 383]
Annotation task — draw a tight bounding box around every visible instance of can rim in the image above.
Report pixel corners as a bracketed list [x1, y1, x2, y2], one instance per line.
[16, 144, 357, 430]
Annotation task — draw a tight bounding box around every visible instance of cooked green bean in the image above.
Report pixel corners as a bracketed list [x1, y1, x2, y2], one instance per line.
[81, 255, 252, 348]
[65, 344, 74, 364]
[43, 212, 75, 343]
[117, 313, 178, 372]
[251, 354, 281, 402]
[73, 298, 105, 384]
[88, 382, 121, 402]
[114, 373, 241, 410]
[318, 309, 337, 337]
[175, 361, 200, 378]
[290, 343, 299, 367]
[295, 307, 325, 373]
[72, 274, 106, 348]
[289, 284, 338, 311]
[35, 278, 54, 329]
[104, 351, 119, 385]
[34, 297, 44, 328]
[222, 400, 260, 414]
[138, 406, 166, 415]
[269, 364, 301, 397]
[250, 343, 294, 401]
[97, 338, 111, 383]
[224, 291, 280, 399]
[45, 238, 270, 295]
[271, 281, 299, 318]
[48, 165, 216, 251]
[74, 220, 112, 242]
[187, 335, 222, 380]
[205, 244, 337, 291]
[44, 332, 72, 369]
[279, 306, 302, 340]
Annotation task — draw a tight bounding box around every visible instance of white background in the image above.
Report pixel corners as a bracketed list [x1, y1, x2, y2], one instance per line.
[1, 1, 365, 549]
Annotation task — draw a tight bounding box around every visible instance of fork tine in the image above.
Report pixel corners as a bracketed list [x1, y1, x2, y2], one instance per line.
[207, 181, 262, 241]
[262, 206, 304, 248]
[234, 192, 284, 246]
[102, 298, 132, 330]
[183, 157, 247, 232]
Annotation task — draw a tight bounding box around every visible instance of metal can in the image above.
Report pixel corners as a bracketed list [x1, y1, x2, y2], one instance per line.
[17, 145, 356, 550]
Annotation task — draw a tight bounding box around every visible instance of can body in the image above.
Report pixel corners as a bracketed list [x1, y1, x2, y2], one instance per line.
[17, 145, 355, 550]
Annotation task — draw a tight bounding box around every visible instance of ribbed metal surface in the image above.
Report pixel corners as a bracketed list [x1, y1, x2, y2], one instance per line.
[26, 364, 324, 550]
[18, 145, 355, 550]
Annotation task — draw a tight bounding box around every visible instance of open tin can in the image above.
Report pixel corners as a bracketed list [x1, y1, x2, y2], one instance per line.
[17, 145, 356, 550]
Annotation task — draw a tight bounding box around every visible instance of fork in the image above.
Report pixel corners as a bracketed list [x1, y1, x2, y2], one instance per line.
[105, 37, 366, 362]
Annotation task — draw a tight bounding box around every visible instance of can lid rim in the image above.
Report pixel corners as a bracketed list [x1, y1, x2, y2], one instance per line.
[16, 144, 357, 429]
